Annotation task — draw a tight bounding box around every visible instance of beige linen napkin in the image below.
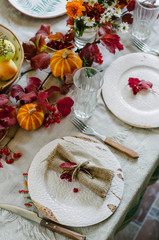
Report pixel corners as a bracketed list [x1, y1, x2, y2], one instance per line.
[46, 143, 114, 198]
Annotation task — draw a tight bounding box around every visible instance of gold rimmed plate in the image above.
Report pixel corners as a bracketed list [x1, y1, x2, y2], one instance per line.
[0, 24, 24, 91]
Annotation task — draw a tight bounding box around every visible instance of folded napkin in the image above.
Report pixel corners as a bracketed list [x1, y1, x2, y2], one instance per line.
[45, 143, 114, 198]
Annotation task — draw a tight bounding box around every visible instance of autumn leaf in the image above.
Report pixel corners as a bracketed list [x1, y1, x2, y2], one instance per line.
[22, 41, 36, 60]
[60, 162, 77, 169]
[35, 24, 51, 37]
[100, 34, 124, 54]
[98, 23, 113, 36]
[128, 78, 153, 95]
[10, 84, 25, 100]
[38, 86, 60, 109]
[122, 13, 133, 24]
[31, 51, 50, 70]
[79, 43, 103, 66]
[0, 105, 16, 129]
[0, 94, 10, 107]
[127, 1, 136, 11]
[48, 32, 63, 41]
[57, 97, 74, 117]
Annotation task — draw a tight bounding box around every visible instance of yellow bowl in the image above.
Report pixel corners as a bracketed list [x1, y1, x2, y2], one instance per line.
[0, 24, 24, 91]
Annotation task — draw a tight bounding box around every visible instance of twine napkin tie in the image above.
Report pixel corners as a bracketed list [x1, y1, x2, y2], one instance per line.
[45, 143, 114, 198]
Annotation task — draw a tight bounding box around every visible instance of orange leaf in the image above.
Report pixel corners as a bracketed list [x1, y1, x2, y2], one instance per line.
[48, 32, 63, 41]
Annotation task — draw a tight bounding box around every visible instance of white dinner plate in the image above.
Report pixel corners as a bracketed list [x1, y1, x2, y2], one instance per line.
[7, 0, 66, 19]
[28, 136, 124, 227]
[102, 53, 159, 128]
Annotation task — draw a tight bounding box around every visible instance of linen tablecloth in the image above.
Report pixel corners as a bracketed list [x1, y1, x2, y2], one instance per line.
[0, 1, 159, 240]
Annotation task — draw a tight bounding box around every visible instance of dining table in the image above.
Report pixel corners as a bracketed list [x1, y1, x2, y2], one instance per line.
[0, 1, 159, 240]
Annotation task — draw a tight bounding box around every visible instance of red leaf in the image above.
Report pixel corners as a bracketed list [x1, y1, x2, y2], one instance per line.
[122, 13, 133, 24]
[35, 24, 51, 37]
[0, 106, 16, 128]
[79, 43, 103, 65]
[127, 1, 136, 11]
[38, 92, 48, 109]
[25, 77, 42, 93]
[20, 91, 37, 103]
[31, 51, 50, 70]
[45, 86, 60, 97]
[57, 97, 74, 117]
[0, 94, 9, 107]
[38, 86, 60, 109]
[60, 162, 77, 168]
[100, 34, 124, 54]
[128, 78, 153, 95]
[10, 84, 25, 100]
[28, 77, 42, 88]
[98, 23, 113, 36]
[22, 41, 36, 60]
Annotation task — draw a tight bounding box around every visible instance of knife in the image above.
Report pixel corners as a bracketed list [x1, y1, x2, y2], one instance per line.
[0, 204, 86, 240]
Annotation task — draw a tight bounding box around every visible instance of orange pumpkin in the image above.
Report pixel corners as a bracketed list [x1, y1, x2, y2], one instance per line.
[50, 49, 82, 80]
[17, 103, 44, 130]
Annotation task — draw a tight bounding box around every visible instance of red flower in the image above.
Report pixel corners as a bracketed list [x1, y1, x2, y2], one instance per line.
[84, 2, 105, 22]
[100, 34, 124, 54]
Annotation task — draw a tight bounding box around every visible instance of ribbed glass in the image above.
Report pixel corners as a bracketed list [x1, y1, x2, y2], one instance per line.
[132, 0, 159, 40]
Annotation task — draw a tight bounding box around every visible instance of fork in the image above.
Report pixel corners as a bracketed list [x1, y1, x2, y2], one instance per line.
[132, 36, 159, 56]
[72, 117, 138, 159]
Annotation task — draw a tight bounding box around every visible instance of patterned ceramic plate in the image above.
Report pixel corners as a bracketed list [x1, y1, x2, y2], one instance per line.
[8, 0, 66, 19]
[0, 25, 24, 91]
[28, 136, 124, 227]
[102, 53, 159, 128]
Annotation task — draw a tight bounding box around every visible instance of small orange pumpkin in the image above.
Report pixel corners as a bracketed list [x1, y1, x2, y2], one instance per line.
[17, 103, 44, 130]
[50, 49, 82, 80]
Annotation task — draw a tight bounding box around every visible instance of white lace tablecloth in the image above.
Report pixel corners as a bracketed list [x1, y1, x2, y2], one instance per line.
[0, 1, 159, 240]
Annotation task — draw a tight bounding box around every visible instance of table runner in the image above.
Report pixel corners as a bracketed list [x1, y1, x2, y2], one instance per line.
[0, 1, 159, 240]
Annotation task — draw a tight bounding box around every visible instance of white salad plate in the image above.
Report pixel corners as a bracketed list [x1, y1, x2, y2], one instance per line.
[28, 136, 124, 227]
[102, 53, 159, 128]
[7, 0, 66, 19]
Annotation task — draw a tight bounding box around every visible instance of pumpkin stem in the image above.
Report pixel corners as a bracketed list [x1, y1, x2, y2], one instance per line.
[62, 50, 70, 59]
[28, 108, 36, 114]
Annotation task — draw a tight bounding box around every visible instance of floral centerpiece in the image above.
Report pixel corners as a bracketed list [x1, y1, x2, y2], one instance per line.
[66, 0, 135, 49]
[0, 0, 135, 165]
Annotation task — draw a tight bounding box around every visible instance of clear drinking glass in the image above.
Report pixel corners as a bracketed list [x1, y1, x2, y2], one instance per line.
[132, 0, 159, 40]
[74, 26, 98, 49]
[73, 67, 103, 119]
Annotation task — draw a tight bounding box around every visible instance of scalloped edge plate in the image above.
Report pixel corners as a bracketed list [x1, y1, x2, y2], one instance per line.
[0, 24, 24, 91]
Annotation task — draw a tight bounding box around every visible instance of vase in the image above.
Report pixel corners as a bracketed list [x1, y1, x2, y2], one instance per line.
[74, 26, 98, 49]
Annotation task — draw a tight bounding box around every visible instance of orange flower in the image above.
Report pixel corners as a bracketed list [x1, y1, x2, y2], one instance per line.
[66, 0, 86, 19]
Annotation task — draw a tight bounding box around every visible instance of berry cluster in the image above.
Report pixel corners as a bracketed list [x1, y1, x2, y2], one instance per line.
[44, 105, 62, 128]
[47, 40, 74, 50]
[0, 148, 22, 167]
[60, 172, 72, 182]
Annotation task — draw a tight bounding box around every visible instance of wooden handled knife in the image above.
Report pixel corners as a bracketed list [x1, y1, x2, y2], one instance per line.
[0, 204, 86, 240]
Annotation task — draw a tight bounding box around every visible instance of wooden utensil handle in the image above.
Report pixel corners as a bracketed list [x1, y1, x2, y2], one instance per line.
[40, 219, 86, 240]
[105, 137, 138, 159]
